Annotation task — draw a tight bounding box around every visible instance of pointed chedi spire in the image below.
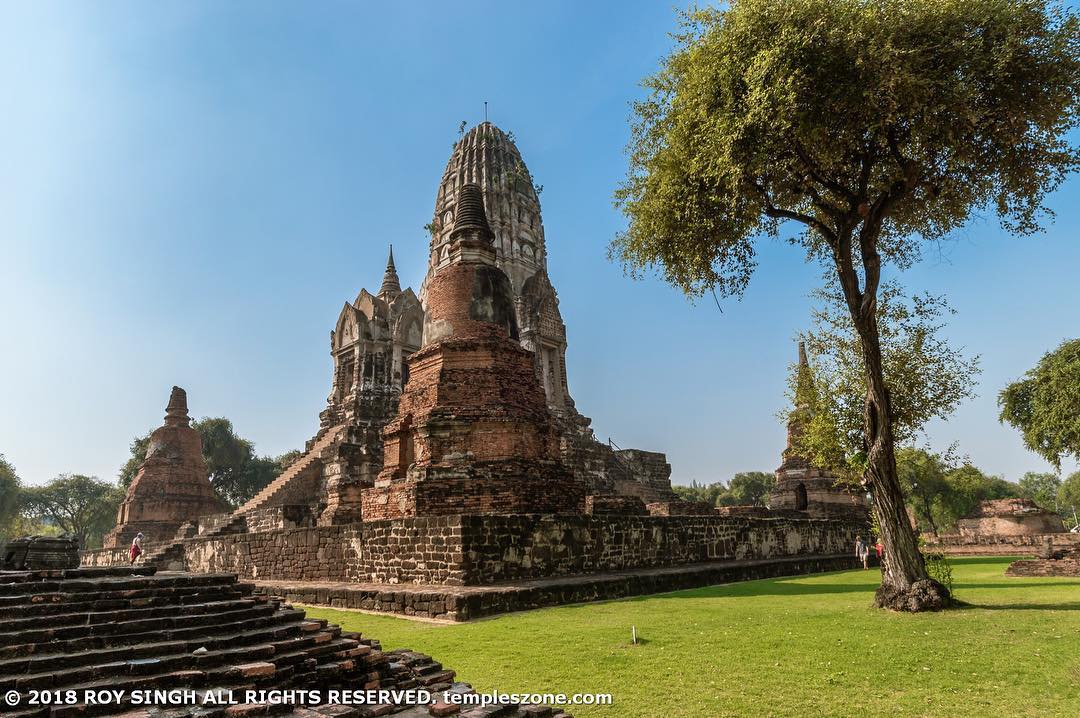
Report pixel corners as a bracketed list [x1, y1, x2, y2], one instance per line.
[795, 340, 813, 410]
[164, 386, 190, 427]
[378, 244, 401, 299]
[784, 339, 817, 460]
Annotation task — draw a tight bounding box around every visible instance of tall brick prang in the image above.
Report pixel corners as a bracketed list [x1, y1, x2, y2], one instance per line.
[103, 386, 226, 548]
[363, 183, 587, 519]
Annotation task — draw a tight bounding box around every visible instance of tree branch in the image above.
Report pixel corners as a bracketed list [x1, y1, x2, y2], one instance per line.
[793, 140, 858, 203]
[745, 178, 839, 245]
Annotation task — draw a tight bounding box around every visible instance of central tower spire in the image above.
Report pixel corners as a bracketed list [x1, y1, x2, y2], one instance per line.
[363, 183, 585, 520]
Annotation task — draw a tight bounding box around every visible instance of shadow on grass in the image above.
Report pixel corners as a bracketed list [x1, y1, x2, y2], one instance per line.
[955, 601, 1080, 611]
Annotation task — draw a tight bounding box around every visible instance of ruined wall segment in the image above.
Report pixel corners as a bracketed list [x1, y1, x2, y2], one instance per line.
[103, 387, 226, 548]
[956, 498, 1066, 537]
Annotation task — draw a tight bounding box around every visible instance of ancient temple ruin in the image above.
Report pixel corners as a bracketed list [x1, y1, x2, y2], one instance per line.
[957, 498, 1066, 537]
[232, 122, 674, 529]
[769, 342, 868, 518]
[103, 387, 225, 548]
[363, 183, 587, 519]
[83, 124, 869, 621]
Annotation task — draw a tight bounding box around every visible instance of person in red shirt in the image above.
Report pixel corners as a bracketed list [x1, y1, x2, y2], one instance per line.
[129, 532, 144, 564]
[874, 540, 884, 568]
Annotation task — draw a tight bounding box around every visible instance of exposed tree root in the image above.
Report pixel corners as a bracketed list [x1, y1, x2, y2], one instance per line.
[874, 579, 951, 612]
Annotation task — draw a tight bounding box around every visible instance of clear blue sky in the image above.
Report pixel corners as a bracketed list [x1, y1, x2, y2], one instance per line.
[1, 1, 1077, 488]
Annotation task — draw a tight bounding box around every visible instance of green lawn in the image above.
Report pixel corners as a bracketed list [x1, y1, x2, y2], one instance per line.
[303, 558, 1080, 717]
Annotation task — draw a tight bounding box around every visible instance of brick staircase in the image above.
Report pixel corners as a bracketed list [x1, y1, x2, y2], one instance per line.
[236, 425, 348, 517]
[0, 566, 571, 717]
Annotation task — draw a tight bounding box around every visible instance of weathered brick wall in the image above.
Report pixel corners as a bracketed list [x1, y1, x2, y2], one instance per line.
[455, 514, 863, 584]
[80, 547, 134, 566]
[141, 520, 464, 585]
[87, 513, 865, 585]
[351, 516, 466, 585]
[243, 505, 315, 534]
[584, 495, 647, 515]
[645, 500, 717, 516]
[923, 531, 1080, 556]
[181, 525, 358, 582]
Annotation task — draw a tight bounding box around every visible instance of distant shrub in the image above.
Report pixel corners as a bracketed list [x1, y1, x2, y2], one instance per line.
[922, 551, 955, 598]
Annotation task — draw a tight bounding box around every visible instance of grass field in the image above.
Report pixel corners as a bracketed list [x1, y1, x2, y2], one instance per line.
[303, 557, 1080, 717]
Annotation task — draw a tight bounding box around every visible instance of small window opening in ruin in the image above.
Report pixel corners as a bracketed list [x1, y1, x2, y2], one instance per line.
[397, 415, 414, 478]
[795, 482, 808, 511]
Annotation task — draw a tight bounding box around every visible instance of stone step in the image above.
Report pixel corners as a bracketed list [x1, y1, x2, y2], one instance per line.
[0, 598, 263, 634]
[0, 624, 320, 677]
[0, 566, 158, 584]
[0, 572, 240, 599]
[0, 608, 310, 659]
[0, 602, 282, 648]
[41, 640, 368, 718]
[0, 637, 299, 691]
[2, 586, 253, 617]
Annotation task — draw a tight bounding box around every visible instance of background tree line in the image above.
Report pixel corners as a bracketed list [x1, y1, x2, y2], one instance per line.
[0, 418, 297, 549]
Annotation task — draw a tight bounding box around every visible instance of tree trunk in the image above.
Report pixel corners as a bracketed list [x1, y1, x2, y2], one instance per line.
[919, 496, 939, 536]
[852, 307, 950, 612]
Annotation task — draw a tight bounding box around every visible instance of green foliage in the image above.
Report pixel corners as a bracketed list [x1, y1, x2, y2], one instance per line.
[672, 480, 727, 506]
[1018, 471, 1062, 512]
[0, 454, 31, 545]
[792, 283, 979, 479]
[999, 338, 1080, 469]
[613, 0, 1079, 296]
[724, 472, 776, 506]
[117, 418, 296, 508]
[674, 472, 776, 507]
[20, 474, 123, 549]
[118, 434, 151, 489]
[896, 448, 1023, 533]
[0, 454, 21, 532]
[1058, 471, 1080, 528]
[897, 447, 952, 535]
[921, 551, 955, 597]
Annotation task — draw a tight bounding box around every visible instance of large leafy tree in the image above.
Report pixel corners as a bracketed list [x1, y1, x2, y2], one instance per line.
[118, 417, 296, 508]
[896, 447, 951, 536]
[725, 471, 776, 506]
[999, 338, 1080, 469]
[613, 0, 1078, 610]
[21, 474, 123, 549]
[896, 448, 1022, 534]
[1018, 471, 1063, 512]
[1058, 471, 1080, 529]
[0, 455, 23, 538]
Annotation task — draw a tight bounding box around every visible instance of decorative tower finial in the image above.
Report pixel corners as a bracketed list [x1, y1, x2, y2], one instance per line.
[449, 183, 495, 244]
[378, 244, 401, 298]
[164, 386, 190, 428]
